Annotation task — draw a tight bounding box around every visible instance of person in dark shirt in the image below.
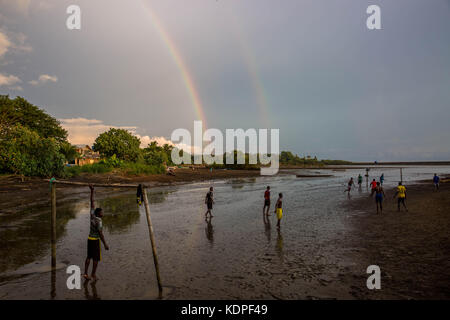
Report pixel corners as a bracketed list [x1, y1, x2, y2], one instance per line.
[263, 186, 271, 216]
[433, 174, 440, 191]
[374, 182, 386, 214]
[205, 187, 214, 219]
[83, 185, 109, 281]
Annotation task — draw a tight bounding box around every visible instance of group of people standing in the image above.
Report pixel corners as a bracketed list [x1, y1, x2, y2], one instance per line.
[345, 173, 407, 214]
[204, 185, 285, 228]
[345, 172, 441, 214]
[263, 186, 284, 229]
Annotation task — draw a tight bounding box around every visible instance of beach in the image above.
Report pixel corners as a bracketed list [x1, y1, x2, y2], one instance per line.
[343, 178, 450, 299]
[0, 167, 449, 299]
[0, 168, 260, 215]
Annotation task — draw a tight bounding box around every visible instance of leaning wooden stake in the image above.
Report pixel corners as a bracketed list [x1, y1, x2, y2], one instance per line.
[142, 187, 163, 293]
[50, 180, 57, 270]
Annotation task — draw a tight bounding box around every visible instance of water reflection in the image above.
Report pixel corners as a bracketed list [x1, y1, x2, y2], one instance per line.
[205, 217, 214, 245]
[0, 204, 77, 275]
[100, 196, 140, 234]
[276, 229, 283, 260]
[227, 178, 256, 189]
[147, 191, 170, 204]
[50, 267, 56, 299]
[263, 213, 271, 243]
[84, 280, 101, 300]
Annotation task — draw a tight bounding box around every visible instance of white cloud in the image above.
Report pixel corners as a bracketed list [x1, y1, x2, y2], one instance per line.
[9, 85, 23, 91]
[29, 74, 58, 86]
[0, 0, 31, 15]
[10, 32, 32, 53]
[60, 117, 196, 153]
[0, 73, 21, 86]
[59, 118, 136, 146]
[0, 31, 11, 57]
[137, 134, 200, 154]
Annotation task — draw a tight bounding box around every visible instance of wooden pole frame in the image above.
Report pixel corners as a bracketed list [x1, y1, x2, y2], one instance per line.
[50, 181, 57, 270]
[142, 187, 163, 293]
[48, 179, 162, 294]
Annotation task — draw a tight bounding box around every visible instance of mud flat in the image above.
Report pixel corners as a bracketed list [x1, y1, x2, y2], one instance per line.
[0, 169, 261, 215]
[341, 178, 450, 299]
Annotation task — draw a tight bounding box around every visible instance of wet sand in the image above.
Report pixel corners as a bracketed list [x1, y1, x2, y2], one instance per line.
[0, 169, 260, 215]
[342, 179, 450, 299]
[0, 168, 449, 299]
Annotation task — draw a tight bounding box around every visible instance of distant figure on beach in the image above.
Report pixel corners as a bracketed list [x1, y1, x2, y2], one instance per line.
[344, 177, 354, 198]
[393, 182, 408, 212]
[205, 187, 214, 219]
[380, 173, 384, 186]
[274, 193, 283, 229]
[263, 186, 271, 215]
[83, 185, 109, 281]
[370, 179, 377, 195]
[374, 182, 386, 214]
[357, 174, 363, 188]
[433, 174, 440, 191]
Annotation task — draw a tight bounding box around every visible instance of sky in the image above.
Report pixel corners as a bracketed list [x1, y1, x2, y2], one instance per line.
[0, 0, 449, 161]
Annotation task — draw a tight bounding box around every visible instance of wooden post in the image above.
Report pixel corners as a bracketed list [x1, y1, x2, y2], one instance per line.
[400, 168, 403, 184]
[142, 187, 163, 293]
[50, 181, 57, 270]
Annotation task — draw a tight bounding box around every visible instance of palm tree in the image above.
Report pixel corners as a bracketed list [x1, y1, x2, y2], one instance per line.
[60, 142, 79, 163]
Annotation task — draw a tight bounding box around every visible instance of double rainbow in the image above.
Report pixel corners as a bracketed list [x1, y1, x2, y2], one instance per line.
[141, 1, 271, 129]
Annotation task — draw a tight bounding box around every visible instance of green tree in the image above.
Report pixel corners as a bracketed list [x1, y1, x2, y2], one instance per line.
[0, 125, 65, 177]
[93, 128, 141, 161]
[0, 95, 68, 143]
[142, 141, 169, 166]
[60, 142, 79, 163]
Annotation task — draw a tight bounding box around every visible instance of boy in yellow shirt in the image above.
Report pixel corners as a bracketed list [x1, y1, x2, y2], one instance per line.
[274, 193, 283, 229]
[393, 182, 408, 212]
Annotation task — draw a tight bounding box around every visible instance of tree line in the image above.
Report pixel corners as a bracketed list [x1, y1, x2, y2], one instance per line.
[0, 96, 351, 177]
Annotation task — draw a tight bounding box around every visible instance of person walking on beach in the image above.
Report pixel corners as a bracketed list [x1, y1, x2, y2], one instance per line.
[263, 186, 271, 215]
[380, 173, 385, 186]
[274, 193, 283, 229]
[374, 182, 386, 214]
[205, 187, 214, 219]
[83, 185, 109, 281]
[344, 177, 354, 198]
[357, 174, 363, 189]
[393, 182, 408, 212]
[433, 174, 440, 191]
[370, 179, 377, 195]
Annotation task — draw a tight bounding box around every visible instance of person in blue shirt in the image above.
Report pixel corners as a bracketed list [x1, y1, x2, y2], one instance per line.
[433, 174, 440, 191]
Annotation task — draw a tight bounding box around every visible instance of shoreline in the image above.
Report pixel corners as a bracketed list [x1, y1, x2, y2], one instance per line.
[342, 178, 450, 299]
[0, 169, 263, 215]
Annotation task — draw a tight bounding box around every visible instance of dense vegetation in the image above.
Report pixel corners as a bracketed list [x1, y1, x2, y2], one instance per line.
[0, 95, 68, 177]
[279, 151, 352, 167]
[1, 96, 351, 177]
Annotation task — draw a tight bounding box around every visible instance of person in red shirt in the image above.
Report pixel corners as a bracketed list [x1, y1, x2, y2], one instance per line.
[370, 179, 377, 196]
[263, 186, 271, 216]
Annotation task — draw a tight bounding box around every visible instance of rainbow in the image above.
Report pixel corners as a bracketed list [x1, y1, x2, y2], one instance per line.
[225, 6, 272, 128]
[140, 1, 207, 128]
